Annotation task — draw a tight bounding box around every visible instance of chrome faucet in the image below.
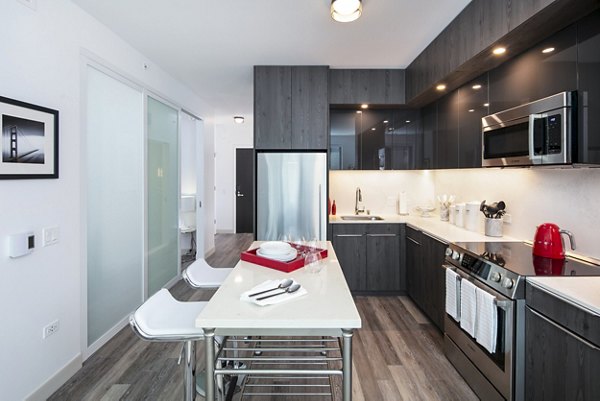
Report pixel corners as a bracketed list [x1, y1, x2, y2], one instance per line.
[355, 187, 365, 215]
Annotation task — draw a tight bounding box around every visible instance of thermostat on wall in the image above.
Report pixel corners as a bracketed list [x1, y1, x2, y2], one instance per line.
[8, 232, 35, 258]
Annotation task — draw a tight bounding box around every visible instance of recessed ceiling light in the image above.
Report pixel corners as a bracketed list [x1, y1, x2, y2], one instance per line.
[371, 127, 376, 131]
[383, 120, 389, 124]
[405, 120, 411, 123]
[233, 116, 245, 124]
[542, 47, 555, 53]
[493, 47, 506, 55]
[472, 84, 482, 90]
[331, 0, 362, 23]
[436, 84, 446, 91]
[483, 103, 490, 107]
[468, 109, 475, 113]
[360, 104, 369, 109]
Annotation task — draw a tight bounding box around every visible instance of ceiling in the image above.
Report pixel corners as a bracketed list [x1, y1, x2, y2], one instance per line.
[71, 0, 471, 121]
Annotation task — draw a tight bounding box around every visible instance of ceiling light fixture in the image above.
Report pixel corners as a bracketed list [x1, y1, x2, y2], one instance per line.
[371, 127, 376, 131]
[468, 109, 475, 113]
[472, 84, 482, 90]
[356, 110, 362, 114]
[233, 116, 245, 124]
[383, 120, 389, 124]
[331, 0, 362, 23]
[483, 103, 490, 107]
[405, 120, 411, 123]
[360, 104, 369, 109]
[542, 47, 555, 54]
[493, 47, 506, 55]
[436, 84, 447, 91]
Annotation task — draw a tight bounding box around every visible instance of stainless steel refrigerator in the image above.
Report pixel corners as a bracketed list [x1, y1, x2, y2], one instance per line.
[256, 152, 327, 241]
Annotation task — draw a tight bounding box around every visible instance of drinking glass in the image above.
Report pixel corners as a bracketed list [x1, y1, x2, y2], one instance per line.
[305, 251, 323, 273]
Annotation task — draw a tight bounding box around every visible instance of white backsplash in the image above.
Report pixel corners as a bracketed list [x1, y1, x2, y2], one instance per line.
[330, 168, 600, 261]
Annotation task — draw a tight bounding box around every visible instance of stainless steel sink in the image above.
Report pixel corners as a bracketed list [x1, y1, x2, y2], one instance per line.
[340, 215, 384, 221]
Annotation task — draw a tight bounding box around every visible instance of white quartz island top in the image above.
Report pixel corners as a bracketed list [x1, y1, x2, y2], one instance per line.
[329, 214, 520, 243]
[195, 241, 361, 331]
[527, 277, 600, 315]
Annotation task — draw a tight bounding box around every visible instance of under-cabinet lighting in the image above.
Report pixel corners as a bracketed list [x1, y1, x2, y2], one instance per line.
[493, 47, 506, 55]
[360, 104, 369, 109]
[472, 84, 482, 90]
[468, 109, 475, 113]
[371, 127, 376, 131]
[405, 120, 411, 123]
[483, 103, 490, 107]
[383, 120, 389, 124]
[356, 110, 362, 114]
[436, 84, 446, 91]
[542, 47, 555, 54]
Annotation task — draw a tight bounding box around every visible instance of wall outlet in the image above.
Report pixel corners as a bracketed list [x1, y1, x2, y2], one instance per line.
[503, 213, 512, 224]
[42, 226, 60, 247]
[43, 320, 59, 339]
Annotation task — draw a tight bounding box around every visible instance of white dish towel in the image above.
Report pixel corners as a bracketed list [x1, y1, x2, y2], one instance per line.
[240, 279, 307, 307]
[445, 268, 460, 322]
[475, 287, 498, 354]
[460, 279, 477, 338]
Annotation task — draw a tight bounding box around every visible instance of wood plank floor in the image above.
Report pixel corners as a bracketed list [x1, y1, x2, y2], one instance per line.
[50, 234, 478, 401]
[205, 233, 254, 267]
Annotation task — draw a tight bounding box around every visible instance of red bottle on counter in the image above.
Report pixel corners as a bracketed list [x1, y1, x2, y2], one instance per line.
[332, 200, 337, 215]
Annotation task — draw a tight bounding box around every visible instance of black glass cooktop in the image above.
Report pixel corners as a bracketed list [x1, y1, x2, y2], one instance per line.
[453, 241, 600, 277]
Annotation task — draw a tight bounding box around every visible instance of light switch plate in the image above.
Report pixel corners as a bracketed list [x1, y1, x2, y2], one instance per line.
[42, 227, 59, 247]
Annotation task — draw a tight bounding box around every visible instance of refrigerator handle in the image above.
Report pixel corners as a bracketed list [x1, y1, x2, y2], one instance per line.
[318, 184, 322, 240]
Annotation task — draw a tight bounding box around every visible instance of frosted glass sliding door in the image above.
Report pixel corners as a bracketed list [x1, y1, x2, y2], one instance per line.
[147, 96, 179, 295]
[86, 66, 144, 345]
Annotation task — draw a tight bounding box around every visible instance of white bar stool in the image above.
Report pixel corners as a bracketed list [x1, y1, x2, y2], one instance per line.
[129, 288, 216, 401]
[183, 259, 233, 289]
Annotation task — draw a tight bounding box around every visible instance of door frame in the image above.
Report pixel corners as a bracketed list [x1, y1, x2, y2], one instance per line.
[233, 145, 254, 234]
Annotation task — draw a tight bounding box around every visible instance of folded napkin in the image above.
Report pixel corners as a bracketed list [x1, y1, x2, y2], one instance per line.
[460, 279, 477, 338]
[240, 279, 307, 307]
[475, 287, 498, 354]
[445, 269, 460, 322]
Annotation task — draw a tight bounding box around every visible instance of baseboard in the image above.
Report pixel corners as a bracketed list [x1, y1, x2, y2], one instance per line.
[204, 246, 216, 258]
[216, 229, 234, 234]
[25, 354, 82, 401]
[85, 313, 131, 359]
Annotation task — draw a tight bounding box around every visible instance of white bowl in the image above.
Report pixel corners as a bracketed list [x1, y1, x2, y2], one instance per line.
[259, 241, 293, 256]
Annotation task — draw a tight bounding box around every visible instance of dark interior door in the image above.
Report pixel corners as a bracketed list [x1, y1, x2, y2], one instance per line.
[235, 148, 254, 233]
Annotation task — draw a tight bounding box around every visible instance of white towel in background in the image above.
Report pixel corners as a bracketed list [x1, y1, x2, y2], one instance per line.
[445, 269, 460, 322]
[476, 287, 498, 354]
[460, 279, 477, 337]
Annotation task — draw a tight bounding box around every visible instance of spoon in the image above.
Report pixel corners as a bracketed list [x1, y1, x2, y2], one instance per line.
[256, 284, 301, 301]
[248, 279, 293, 297]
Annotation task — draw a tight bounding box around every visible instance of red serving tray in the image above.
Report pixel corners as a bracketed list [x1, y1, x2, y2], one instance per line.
[240, 243, 328, 273]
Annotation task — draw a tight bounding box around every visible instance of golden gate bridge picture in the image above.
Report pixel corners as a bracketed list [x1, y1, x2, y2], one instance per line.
[2, 114, 45, 164]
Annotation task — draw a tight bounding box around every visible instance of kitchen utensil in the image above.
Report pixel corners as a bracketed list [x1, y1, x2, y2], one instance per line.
[257, 283, 302, 301]
[533, 223, 576, 259]
[248, 279, 293, 297]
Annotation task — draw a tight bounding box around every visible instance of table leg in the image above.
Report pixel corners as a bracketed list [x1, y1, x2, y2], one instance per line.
[204, 328, 216, 401]
[342, 329, 353, 401]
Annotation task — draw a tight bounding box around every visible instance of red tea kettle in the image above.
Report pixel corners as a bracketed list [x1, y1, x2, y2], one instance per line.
[533, 223, 576, 259]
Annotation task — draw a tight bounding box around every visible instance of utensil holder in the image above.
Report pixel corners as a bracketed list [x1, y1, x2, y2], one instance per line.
[440, 205, 449, 221]
[485, 218, 503, 237]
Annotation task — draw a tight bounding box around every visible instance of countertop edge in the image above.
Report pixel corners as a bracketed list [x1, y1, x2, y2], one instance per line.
[527, 277, 600, 316]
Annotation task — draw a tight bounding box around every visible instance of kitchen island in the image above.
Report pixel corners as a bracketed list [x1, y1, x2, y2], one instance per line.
[195, 241, 361, 401]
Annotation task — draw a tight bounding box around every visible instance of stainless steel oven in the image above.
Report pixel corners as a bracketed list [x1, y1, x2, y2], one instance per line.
[482, 91, 576, 167]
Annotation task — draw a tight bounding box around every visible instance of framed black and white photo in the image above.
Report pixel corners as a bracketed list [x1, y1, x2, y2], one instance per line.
[0, 96, 58, 179]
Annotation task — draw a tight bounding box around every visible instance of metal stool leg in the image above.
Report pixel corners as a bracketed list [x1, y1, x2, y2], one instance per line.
[183, 340, 196, 401]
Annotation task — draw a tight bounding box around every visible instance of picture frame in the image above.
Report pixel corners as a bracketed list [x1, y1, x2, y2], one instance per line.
[0, 96, 59, 179]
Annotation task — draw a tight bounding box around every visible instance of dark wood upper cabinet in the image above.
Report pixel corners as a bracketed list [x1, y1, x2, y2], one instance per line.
[421, 103, 437, 169]
[254, 66, 292, 149]
[254, 66, 328, 150]
[488, 24, 577, 114]
[458, 75, 489, 168]
[291, 66, 329, 149]
[436, 90, 460, 169]
[329, 69, 405, 105]
[577, 10, 600, 165]
[391, 109, 422, 170]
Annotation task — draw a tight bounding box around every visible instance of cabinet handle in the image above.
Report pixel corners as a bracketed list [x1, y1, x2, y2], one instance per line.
[367, 234, 397, 237]
[407, 236, 421, 246]
[527, 306, 600, 351]
[422, 231, 448, 244]
[335, 234, 363, 237]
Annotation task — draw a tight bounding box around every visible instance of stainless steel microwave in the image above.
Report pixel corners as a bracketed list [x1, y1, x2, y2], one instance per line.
[482, 91, 576, 167]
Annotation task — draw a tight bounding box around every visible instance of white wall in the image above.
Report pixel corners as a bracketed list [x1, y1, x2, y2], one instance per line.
[329, 170, 436, 215]
[215, 118, 253, 233]
[0, 1, 215, 399]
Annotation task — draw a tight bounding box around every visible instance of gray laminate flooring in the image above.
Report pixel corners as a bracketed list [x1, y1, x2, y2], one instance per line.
[205, 233, 254, 267]
[49, 235, 477, 401]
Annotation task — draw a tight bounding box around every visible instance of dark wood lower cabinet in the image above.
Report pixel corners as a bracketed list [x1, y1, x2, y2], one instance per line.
[332, 223, 404, 293]
[525, 305, 600, 401]
[405, 226, 447, 331]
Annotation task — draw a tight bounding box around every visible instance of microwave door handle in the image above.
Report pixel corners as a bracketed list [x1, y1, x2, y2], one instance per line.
[528, 114, 544, 165]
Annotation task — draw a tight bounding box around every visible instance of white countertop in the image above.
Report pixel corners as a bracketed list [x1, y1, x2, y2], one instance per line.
[329, 214, 520, 243]
[527, 277, 600, 316]
[195, 241, 361, 331]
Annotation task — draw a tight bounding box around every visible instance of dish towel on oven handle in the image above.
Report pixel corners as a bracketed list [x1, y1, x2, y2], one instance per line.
[445, 268, 460, 322]
[460, 279, 477, 337]
[475, 287, 498, 354]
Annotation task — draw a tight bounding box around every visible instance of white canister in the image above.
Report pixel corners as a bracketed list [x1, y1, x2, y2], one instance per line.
[454, 203, 465, 227]
[465, 201, 480, 232]
[449, 205, 456, 224]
